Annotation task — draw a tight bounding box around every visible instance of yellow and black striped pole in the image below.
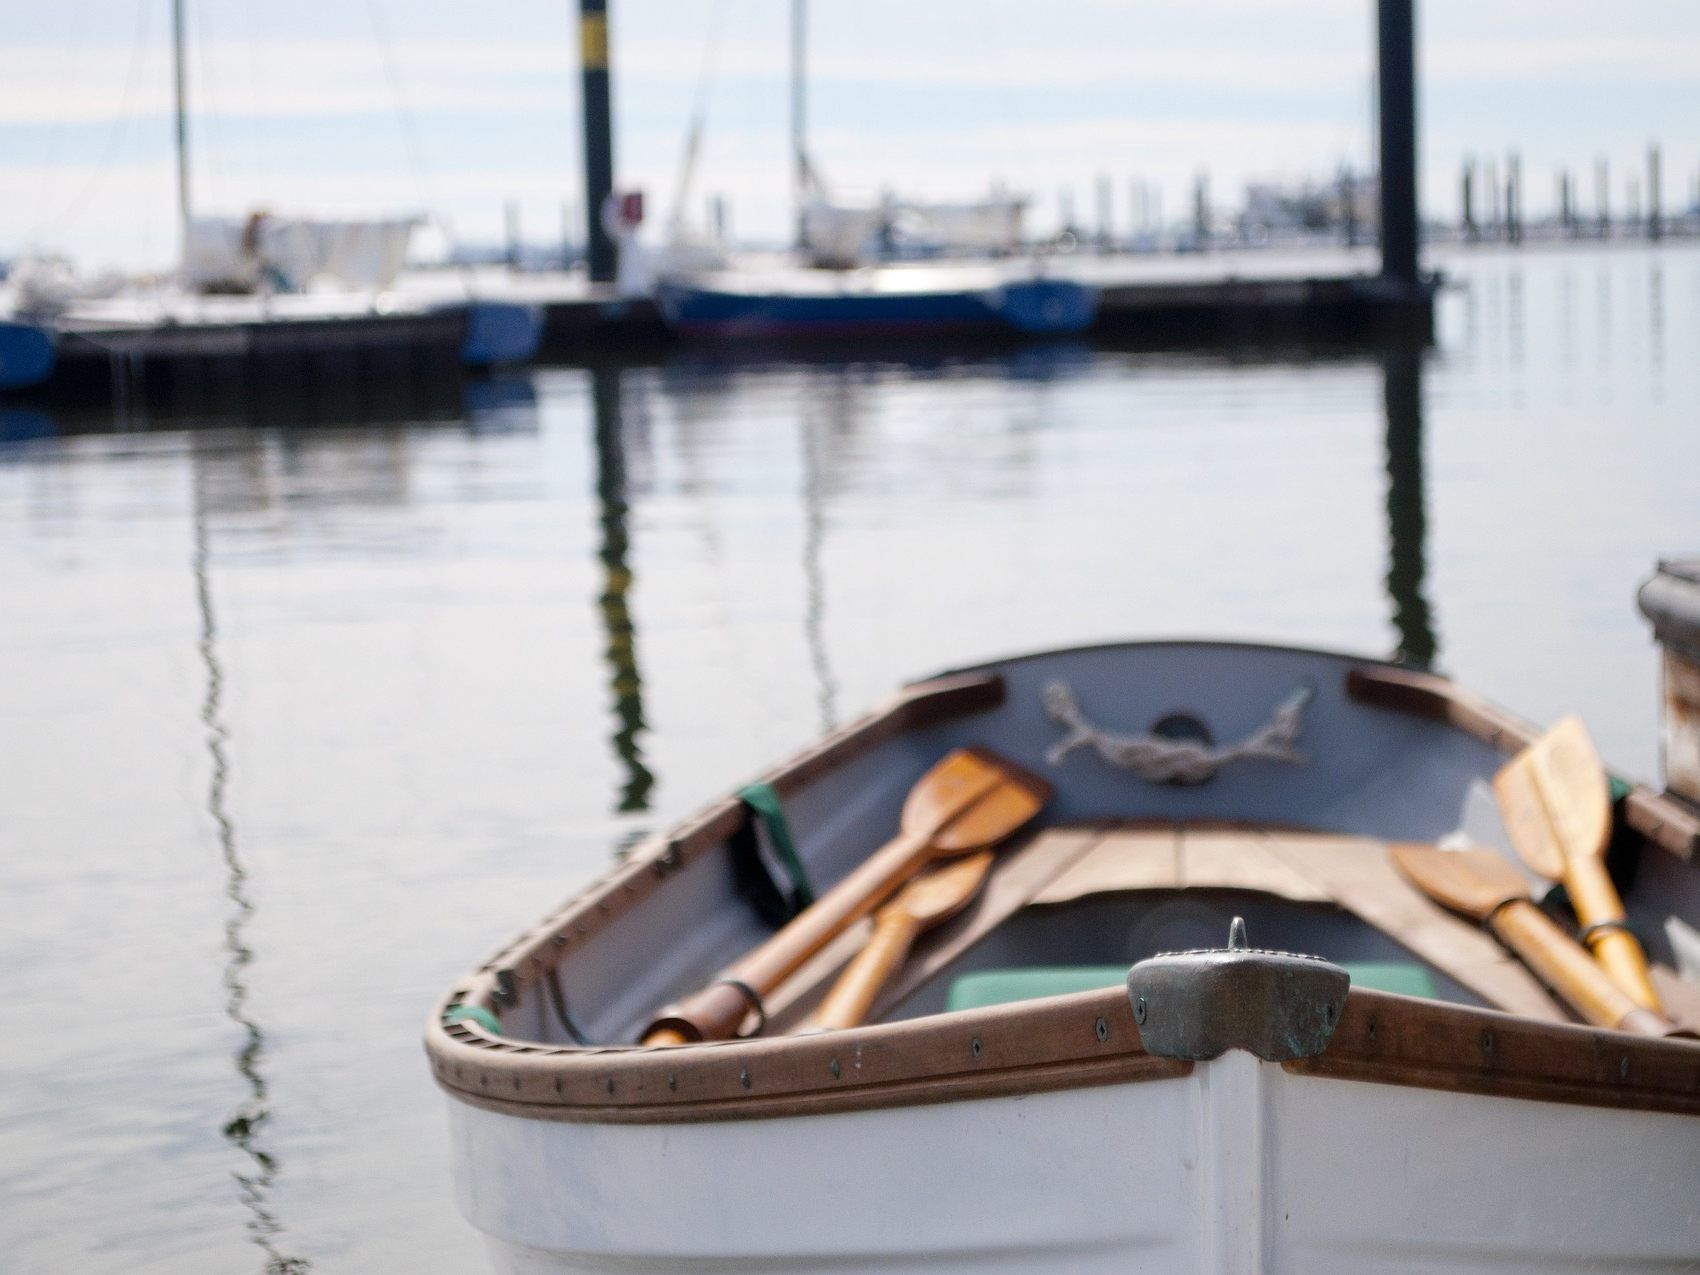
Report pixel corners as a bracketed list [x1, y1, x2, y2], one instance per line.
[580, 0, 616, 283]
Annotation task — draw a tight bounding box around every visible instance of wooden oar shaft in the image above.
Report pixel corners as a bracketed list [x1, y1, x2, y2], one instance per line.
[641, 827, 931, 1044]
[1488, 900, 1677, 1037]
[810, 910, 922, 1031]
[1561, 855, 1663, 1012]
[735, 827, 932, 991]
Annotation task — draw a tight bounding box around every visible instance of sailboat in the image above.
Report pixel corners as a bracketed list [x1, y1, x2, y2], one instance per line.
[1, 1, 541, 397]
[652, 2, 1099, 341]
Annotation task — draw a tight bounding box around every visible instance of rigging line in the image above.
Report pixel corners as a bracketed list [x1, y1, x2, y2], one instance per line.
[243, 0, 271, 170]
[364, 2, 442, 224]
[194, 0, 225, 211]
[965, 0, 1022, 155]
[31, 0, 155, 241]
[25, 0, 97, 234]
[192, 448, 311, 1275]
[365, 0, 461, 293]
[666, 0, 732, 233]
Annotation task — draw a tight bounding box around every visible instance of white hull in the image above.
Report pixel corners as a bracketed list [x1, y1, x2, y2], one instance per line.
[449, 1052, 1700, 1273]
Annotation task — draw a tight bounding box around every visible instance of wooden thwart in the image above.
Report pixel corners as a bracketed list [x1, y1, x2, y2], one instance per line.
[1028, 823, 1567, 1021]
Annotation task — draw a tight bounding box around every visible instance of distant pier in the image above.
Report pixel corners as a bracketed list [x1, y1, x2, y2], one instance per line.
[8, 251, 1435, 408]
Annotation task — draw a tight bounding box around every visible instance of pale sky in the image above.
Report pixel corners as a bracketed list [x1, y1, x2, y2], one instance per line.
[3, 0, 1699, 271]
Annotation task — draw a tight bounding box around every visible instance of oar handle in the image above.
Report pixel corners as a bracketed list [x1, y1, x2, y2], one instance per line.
[1489, 900, 1681, 1037]
[1561, 855, 1664, 1013]
[810, 909, 922, 1031]
[641, 828, 933, 1044]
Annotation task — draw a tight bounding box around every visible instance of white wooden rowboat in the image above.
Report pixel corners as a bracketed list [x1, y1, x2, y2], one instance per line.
[427, 632, 1700, 1273]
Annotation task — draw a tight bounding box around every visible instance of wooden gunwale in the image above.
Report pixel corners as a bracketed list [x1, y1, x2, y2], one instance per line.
[1289, 990, 1700, 1116]
[427, 651, 1700, 1126]
[1346, 664, 1700, 860]
[457, 670, 1004, 1004]
[430, 983, 1700, 1125]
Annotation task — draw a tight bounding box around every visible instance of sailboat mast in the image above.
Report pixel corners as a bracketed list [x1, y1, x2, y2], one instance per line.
[790, 0, 806, 250]
[172, 0, 192, 248]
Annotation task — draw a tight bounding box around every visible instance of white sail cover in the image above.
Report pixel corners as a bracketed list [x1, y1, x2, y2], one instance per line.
[184, 214, 420, 293]
[895, 194, 1027, 252]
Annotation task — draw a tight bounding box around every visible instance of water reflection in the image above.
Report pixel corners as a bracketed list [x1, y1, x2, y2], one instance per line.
[191, 445, 309, 1274]
[1648, 263, 1665, 382]
[1382, 342, 1438, 668]
[590, 365, 655, 815]
[799, 379, 842, 734]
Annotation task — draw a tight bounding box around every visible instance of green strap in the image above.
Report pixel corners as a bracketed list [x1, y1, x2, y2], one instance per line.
[445, 1004, 503, 1036]
[737, 782, 815, 908]
[1608, 774, 1633, 803]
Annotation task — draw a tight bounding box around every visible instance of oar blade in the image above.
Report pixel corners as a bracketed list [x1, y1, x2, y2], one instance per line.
[1390, 843, 1527, 921]
[1493, 756, 1567, 880]
[886, 850, 995, 927]
[1528, 715, 1612, 862]
[902, 747, 1051, 853]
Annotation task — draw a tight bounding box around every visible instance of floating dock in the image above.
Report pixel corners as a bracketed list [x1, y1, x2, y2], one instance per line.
[4, 250, 1433, 407]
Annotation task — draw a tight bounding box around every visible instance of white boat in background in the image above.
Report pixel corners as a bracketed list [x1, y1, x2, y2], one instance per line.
[427, 573, 1700, 1271]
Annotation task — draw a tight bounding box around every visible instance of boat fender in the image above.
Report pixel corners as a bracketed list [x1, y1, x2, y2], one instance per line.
[729, 782, 816, 927]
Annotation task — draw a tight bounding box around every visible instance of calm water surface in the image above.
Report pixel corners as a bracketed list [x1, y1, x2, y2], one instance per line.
[2, 243, 1698, 1272]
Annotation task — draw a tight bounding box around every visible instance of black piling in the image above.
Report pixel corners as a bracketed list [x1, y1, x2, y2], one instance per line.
[579, 0, 616, 283]
[1648, 145, 1663, 241]
[1506, 152, 1521, 245]
[1461, 159, 1476, 242]
[1596, 157, 1610, 238]
[1376, 0, 1419, 287]
[505, 201, 522, 269]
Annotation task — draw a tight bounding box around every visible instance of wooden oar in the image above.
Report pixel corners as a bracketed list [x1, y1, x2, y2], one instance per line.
[1494, 716, 1663, 1012]
[807, 851, 995, 1031]
[641, 748, 1050, 1045]
[1389, 844, 1683, 1037]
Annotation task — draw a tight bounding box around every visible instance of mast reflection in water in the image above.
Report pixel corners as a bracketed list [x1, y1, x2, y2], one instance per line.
[1382, 341, 1438, 669]
[591, 365, 655, 816]
[192, 446, 309, 1274]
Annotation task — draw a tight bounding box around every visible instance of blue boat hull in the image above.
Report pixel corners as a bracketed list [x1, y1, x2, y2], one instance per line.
[655, 277, 1099, 340]
[459, 302, 544, 368]
[0, 321, 56, 391]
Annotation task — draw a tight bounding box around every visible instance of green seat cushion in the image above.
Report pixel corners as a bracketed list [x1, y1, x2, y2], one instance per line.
[1338, 960, 1438, 999]
[945, 960, 1437, 1013]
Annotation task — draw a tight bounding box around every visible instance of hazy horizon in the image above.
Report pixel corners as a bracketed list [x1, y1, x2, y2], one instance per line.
[4, 0, 1699, 272]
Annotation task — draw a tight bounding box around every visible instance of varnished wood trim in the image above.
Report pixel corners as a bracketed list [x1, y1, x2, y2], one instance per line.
[431, 977, 1700, 1126]
[429, 987, 1185, 1124]
[1345, 664, 1539, 751]
[1289, 988, 1700, 1116]
[1346, 664, 1700, 860]
[1622, 787, 1700, 862]
[476, 672, 1005, 991]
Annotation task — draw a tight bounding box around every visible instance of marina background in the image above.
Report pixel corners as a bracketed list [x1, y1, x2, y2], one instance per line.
[3, 241, 1699, 1269]
[6, 1, 1700, 270]
[4, 0, 1700, 1270]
